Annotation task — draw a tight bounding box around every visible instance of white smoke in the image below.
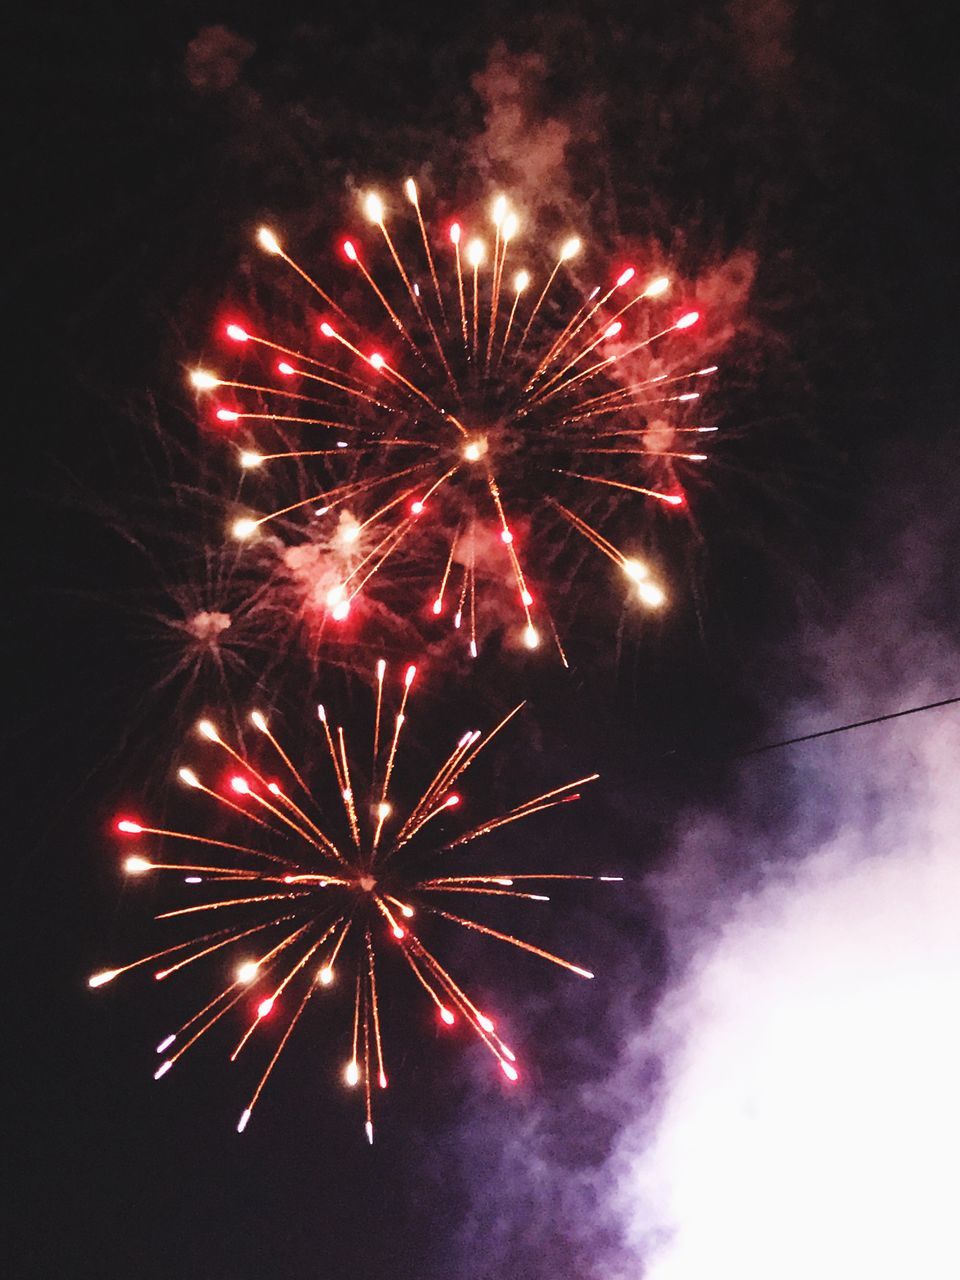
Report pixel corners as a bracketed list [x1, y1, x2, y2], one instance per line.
[430, 470, 960, 1279]
[615, 707, 960, 1279]
[606, 490, 960, 1278]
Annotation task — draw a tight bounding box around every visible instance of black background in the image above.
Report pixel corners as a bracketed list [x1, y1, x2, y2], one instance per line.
[9, 4, 958, 1277]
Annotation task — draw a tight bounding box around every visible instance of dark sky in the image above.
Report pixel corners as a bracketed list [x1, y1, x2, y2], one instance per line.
[9, 4, 958, 1278]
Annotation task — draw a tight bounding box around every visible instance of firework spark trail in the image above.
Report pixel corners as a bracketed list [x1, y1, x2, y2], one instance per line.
[404, 178, 446, 329]
[516, 237, 581, 353]
[91, 665, 617, 1137]
[497, 269, 529, 368]
[249, 709, 310, 795]
[191, 181, 717, 656]
[365, 190, 461, 396]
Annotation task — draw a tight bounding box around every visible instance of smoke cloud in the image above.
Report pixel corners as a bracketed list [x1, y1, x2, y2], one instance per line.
[184, 25, 256, 94]
[609, 484, 960, 1276]
[423, 460, 960, 1278]
[616, 711, 960, 1278]
[471, 44, 571, 191]
[468, 40, 598, 216]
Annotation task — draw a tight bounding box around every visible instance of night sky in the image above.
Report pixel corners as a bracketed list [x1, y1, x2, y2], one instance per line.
[10, 4, 959, 1278]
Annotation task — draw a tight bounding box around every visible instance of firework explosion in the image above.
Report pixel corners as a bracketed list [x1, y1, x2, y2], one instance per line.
[89, 662, 618, 1140]
[192, 181, 717, 661]
[90, 179, 714, 1138]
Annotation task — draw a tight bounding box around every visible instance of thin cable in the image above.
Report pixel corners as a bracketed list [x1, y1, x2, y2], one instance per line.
[734, 695, 960, 759]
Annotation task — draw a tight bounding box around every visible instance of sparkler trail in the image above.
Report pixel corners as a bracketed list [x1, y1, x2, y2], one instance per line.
[90, 663, 619, 1139]
[192, 180, 720, 661]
